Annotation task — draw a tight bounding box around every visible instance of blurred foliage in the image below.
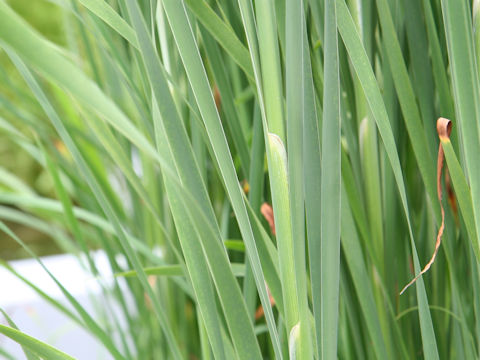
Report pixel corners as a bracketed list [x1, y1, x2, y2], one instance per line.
[0, 0, 65, 257]
[1, 0, 64, 193]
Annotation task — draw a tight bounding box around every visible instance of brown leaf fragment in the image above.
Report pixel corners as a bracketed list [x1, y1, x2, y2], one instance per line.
[214, 85, 221, 112]
[400, 118, 452, 295]
[261, 202, 276, 235]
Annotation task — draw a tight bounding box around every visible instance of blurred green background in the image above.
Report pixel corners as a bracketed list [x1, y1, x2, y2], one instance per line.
[0, 0, 65, 259]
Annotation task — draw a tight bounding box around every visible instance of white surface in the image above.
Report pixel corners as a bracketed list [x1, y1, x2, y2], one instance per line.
[0, 251, 128, 359]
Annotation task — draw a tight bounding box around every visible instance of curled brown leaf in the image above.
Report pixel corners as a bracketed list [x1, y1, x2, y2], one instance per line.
[400, 117, 452, 295]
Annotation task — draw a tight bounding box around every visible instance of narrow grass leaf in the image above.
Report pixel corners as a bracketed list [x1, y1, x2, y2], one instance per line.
[77, 0, 138, 48]
[0, 325, 75, 360]
[0, 309, 41, 360]
[321, 0, 342, 358]
[285, 0, 313, 358]
[268, 133, 299, 332]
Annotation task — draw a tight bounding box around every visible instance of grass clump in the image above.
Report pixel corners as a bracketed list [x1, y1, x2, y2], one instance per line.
[0, 0, 479, 359]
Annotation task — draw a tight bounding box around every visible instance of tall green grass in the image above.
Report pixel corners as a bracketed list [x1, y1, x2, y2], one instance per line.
[0, 0, 479, 358]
